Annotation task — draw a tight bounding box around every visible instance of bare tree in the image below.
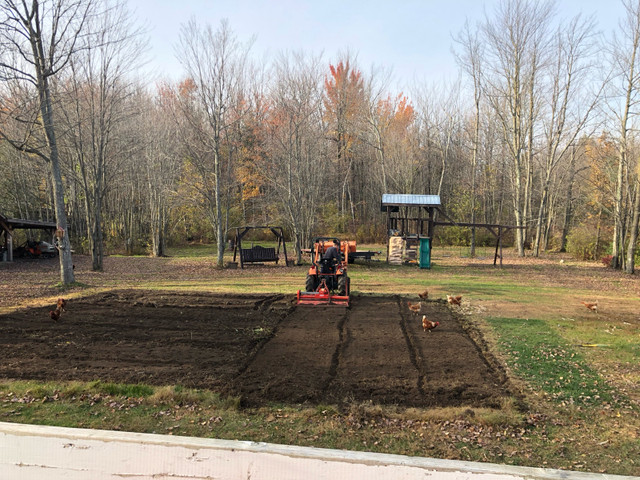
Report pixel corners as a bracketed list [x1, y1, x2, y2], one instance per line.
[58, 0, 146, 270]
[261, 51, 325, 262]
[481, 0, 554, 256]
[454, 20, 484, 256]
[414, 80, 463, 199]
[532, 15, 600, 256]
[141, 88, 180, 257]
[362, 68, 392, 193]
[558, 143, 589, 252]
[605, 0, 640, 272]
[367, 86, 418, 196]
[0, 0, 98, 283]
[175, 19, 250, 267]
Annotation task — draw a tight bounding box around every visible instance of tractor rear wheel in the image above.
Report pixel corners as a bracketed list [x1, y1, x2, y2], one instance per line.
[338, 275, 349, 296]
[305, 274, 317, 292]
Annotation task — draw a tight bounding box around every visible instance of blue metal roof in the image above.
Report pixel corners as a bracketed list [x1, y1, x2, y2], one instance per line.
[381, 194, 441, 206]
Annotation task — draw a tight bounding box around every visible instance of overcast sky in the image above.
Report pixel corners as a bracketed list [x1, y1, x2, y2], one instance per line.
[130, 0, 624, 92]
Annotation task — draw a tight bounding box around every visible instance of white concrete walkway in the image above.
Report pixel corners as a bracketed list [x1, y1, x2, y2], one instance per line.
[0, 421, 637, 480]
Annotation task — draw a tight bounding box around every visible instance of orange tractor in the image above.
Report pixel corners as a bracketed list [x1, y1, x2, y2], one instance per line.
[296, 237, 351, 306]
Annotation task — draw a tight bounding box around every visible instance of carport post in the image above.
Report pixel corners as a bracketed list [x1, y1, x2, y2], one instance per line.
[6, 230, 13, 262]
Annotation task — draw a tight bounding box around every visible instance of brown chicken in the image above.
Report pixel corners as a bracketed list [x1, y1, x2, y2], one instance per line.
[49, 308, 61, 321]
[57, 298, 67, 312]
[408, 301, 422, 314]
[422, 315, 439, 332]
[418, 289, 429, 300]
[447, 295, 462, 305]
[581, 301, 598, 312]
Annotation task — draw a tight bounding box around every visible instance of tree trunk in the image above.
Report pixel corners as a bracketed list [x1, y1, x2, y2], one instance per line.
[612, 148, 625, 269]
[214, 148, 225, 268]
[625, 178, 640, 273]
[594, 207, 603, 261]
[469, 105, 479, 258]
[40, 78, 75, 284]
[85, 197, 104, 271]
[533, 174, 550, 257]
[560, 148, 577, 252]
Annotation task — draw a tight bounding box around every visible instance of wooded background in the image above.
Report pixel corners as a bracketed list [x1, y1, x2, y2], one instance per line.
[2, 0, 640, 281]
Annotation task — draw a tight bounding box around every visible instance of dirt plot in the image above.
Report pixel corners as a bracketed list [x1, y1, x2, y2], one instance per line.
[0, 291, 512, 408]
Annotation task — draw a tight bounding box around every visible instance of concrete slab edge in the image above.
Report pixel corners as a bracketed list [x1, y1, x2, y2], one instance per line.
[1, 421, 636, 480]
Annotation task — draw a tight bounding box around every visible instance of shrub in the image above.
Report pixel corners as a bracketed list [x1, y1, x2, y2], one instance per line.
[435, 226, 469, 246]
[566, 225, 608, 261]
[318, 202, 351, 235]
[601, 255, 613, 267]
[472, 228, 496, 247]
[356, 222, 385, 243]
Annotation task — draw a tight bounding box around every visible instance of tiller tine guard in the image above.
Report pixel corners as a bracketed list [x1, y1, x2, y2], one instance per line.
[296, 279, 349, 306]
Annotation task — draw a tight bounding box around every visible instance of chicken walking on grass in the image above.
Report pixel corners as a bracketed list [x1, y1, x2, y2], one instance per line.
[418, 289, 429, 300]
[447, 295, 462, 306]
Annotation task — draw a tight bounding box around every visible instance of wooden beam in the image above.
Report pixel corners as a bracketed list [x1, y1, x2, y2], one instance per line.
[434, 221, 523, 229]
[428, 208, 434, 238]
[386, 206, 391, 263]
[0, 216, 11, 233]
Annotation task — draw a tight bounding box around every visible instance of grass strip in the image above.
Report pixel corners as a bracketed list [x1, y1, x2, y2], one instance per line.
[485, 317, 626, 409]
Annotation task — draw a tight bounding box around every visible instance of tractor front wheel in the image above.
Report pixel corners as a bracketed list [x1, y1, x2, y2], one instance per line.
[305, 274, 317, 292]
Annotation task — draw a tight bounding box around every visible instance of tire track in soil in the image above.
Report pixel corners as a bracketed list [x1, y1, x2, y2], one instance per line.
[234, 295, 296, 378]
[230, 304, 346, 406]
[321, 306, 350, 394]
[396, 295, 427, 399]
[324, 296, 422, 406]
[403, 301, 511, 408]
[254, 294, 285, 311]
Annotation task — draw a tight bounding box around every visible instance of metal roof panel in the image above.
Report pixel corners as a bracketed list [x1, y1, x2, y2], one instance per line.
[381, 194, 441, 206]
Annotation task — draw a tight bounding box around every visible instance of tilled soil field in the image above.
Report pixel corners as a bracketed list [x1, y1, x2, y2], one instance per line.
[0, 291, 512, 408]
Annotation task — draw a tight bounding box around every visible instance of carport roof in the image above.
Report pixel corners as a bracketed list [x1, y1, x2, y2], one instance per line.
[0, 214, 56, 231]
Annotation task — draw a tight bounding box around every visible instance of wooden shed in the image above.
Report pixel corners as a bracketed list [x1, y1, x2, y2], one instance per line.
[0, 213, 56, 262]
[381, 194, 441, 238]
[381, 194, 441, 265]
[380, 194, 523, 266]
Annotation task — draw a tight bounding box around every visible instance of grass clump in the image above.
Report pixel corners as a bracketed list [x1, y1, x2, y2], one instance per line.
[54, 281, 89, 290]
[96, 382, 154, 398]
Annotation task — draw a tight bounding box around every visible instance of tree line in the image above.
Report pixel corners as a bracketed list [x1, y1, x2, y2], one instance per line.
[1, 0, 640, 284]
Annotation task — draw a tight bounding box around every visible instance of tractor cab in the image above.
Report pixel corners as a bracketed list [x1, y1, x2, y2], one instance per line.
[297, 236, 350, 306]
[319, 256, 336, 274]
[316, 239, 342, 273]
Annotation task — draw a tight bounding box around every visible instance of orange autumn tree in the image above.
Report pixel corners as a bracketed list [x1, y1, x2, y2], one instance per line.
[323, 59, 366, 224]
[324, 60, 365, 161]
[373, 93, 416, 193]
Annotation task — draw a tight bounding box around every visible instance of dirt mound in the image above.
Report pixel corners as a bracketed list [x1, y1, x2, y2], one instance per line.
[0, 291, 512, 408]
